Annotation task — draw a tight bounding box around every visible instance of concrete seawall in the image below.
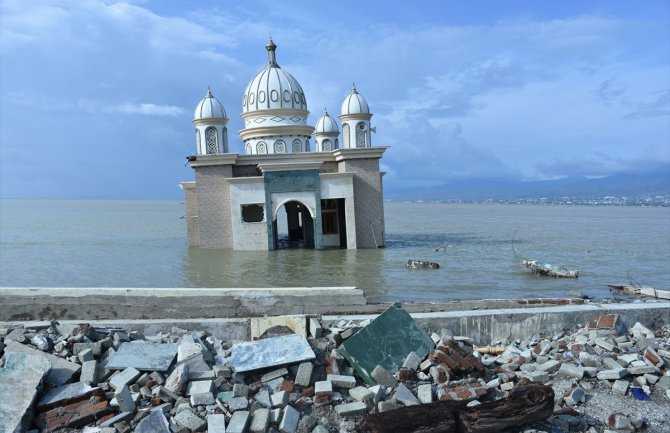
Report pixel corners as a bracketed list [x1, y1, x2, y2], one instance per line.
[2, 287, 668, 346]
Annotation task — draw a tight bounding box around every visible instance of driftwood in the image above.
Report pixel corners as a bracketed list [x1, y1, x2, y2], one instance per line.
[356, 383, 554, 433]
[521, 259, 579, 278]
[473, 346, 506, 355]
[407, 260, 440, 269]
[608, 284, 670, 300]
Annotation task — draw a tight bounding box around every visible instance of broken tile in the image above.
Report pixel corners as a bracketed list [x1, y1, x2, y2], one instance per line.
[230, 334, 315, 373]
[338, 304, 434, 385]
[106, 342, 178, 372]
[37, 381, 99, 410]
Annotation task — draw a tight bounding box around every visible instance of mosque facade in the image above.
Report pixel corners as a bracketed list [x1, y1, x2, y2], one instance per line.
[180, 40, 386, 250]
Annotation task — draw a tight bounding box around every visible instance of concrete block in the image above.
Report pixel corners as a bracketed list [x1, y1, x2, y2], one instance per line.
[294, 362, 313, 387]
[612, 380, 629, 395]
[326, 374, 356, 389]
[369, 385, 385, 403]
[628, 366, 657, 375]
[206, 414, 227, 433]
[394, 383, 420, 406]
[536, 359, 561, 373]
[227, 410, 250, 433]
[271, 390, 289, 407]
[371, 365, 397, 387]
[234, 383, 250, 397]
[189, 370, 216, 380]
[597, 369, 628, 380]
[378, 399, 403, 413]
[165, 364, 189, 395]
[402, 351, 421, 370]
[190, 392, 216, 406]
[603, 357, 623, 369]
[261, 367, 288, 383]
[524, 371, 550, 383]
[335, 401, 368, 417]
[309, 317, 323, 339]
[229, 396, 249, 411]
[100, 411, 134, 428]
[73, 342, 102, 356]
[78, 348, 95, 363]
[417, 383, 433, 403]
[115, 385, 136, 413]
[0, 352, 52, 433]
[80, 360, 98, 385]
[349, 386, 374, 401]
[174, 409, 207, 432]
[110, 367, 141, 391]
[558, 363, 585, 380]
[255, 388, 272, 408]
[250, 408, 270, 433]
[315, 381, 333, 396]
[37, 381, 97, 410]
[279, 405, 300, 433]
[186, 379, 213, 396]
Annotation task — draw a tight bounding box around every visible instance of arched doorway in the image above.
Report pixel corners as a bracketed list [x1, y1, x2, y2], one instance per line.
[273, 200, 315, 249]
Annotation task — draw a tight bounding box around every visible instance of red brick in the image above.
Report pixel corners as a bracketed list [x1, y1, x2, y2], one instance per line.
[281, 380, 295, 392]
[78, 400, 110, 418]
[47, 415, 73, 430]
[588, 314, 618, 329]
[398, 367, 415, 381]
[644, 348, 661, 365]
[314, 395, 331, 404]
[324, 356, 340, 375]
[456, 389, 472, 399]
[302, 386, 315, 397]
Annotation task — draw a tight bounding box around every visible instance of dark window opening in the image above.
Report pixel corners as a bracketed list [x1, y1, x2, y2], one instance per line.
[241, 204, 264, 223]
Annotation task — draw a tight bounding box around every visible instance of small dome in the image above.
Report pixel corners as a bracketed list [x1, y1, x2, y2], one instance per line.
[315, 109, 339, 133]
[243, 39, 308, 114]
[340, 84, 369, 115]
[194, 88, 227, 120]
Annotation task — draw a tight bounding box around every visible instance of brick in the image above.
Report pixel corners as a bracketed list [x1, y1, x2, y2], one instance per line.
[115, 385, 136, 413]
[335, 401, 368, 417]
[279, 405, 300, 433]
[349, 386, 374, 402]
[315, 381, 333, 396]
[402, 352, 421, 370]
[295, 362, 313, 387]
[417, 384, 433, 403]
[326, 374, 356, 389]
[227, 410, 250, 433]
[174, 409, 206, 432]
[110, 367, 141, 391]
[371, 365, 397, 387]
[250, 408, 270, 432]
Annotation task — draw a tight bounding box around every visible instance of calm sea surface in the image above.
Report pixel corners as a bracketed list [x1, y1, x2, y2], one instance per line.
[1, 200, 669, 303]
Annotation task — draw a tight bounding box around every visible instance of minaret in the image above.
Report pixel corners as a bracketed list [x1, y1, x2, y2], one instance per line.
[314, 109, 340, 152]
[193, 87, 229, 154]
[339, 84, 373, 148]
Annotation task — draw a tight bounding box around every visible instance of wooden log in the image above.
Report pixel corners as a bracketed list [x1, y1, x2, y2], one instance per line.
[356, 384, 554, 433]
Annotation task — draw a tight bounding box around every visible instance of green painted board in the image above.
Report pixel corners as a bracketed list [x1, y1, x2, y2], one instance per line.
[338, 304, 434, 385]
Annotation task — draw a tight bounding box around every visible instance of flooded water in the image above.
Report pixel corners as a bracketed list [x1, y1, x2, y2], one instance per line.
[1, 200, 668, 302]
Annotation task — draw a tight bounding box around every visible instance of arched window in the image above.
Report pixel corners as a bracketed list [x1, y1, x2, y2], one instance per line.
[245, 143, 251, 155]
[205, 127, 218, 154]
[322, 139, 332, 152]
[257, 141, 267, 154]
[195, 129, 201, 153]
[334, 138, 339, 150]
[274, 140, 286, 153]
[222, 127, 228, 153]
[356, 122, 366, 148]
[292, 139, 302, 153]
[305, 140, 311, 152]
[342, 124, 350, 148]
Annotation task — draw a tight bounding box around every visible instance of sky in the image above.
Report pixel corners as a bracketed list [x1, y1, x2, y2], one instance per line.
[0, 0, 668, 199]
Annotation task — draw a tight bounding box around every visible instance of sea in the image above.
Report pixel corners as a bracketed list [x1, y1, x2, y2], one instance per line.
[1, 200, 669, 303]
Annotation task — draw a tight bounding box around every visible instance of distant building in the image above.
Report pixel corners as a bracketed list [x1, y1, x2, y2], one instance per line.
[180, 39, 386, 250]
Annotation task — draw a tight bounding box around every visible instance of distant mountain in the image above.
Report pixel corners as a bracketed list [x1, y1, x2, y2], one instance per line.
[386, 171, 670, 202]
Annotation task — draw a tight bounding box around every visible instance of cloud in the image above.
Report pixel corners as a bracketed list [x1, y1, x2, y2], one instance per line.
[105, 103, 186, 116]
[624, 91, 670, 119]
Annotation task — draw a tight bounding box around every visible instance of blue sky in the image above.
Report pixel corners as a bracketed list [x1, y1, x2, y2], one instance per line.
[1, 0, 668, 199]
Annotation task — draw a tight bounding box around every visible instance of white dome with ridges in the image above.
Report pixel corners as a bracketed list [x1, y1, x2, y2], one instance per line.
[340, 85, 369, 115]
[315, 109, 339, 133]
[194, 87, 227, 120]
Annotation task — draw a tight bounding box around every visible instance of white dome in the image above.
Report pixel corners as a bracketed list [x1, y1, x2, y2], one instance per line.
[315, 109, 339, 133]
[242, 39, 307, 114]
[194, 88, 227, 120]
[340, 85, 369, 115]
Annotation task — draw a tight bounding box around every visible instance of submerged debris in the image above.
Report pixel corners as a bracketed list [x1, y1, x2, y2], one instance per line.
[609, 284, 670, 300]
[522, 259, 579, 278]
[406, 260, 440, 269]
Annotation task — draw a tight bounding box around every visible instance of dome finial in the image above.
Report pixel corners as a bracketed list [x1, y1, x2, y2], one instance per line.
[207, 86, 212, 97]
[266, 37, 278, 67]
[351, 82, 358, 94]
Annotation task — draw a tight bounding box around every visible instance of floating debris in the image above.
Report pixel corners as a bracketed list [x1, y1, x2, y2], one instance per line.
[608, 284, 670, 300]
[521, 259, 579, 278]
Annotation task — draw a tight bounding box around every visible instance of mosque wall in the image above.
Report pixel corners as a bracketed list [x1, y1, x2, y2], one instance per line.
[194, 165, 234, 249]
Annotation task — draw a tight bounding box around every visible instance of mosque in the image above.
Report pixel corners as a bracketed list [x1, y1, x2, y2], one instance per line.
[180, 39, 387, 250]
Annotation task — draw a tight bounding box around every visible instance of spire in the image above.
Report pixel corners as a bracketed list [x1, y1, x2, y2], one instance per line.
[351, 82, 358, 94]
[266, 38, 278, 67]
[206, 86, 212, 97]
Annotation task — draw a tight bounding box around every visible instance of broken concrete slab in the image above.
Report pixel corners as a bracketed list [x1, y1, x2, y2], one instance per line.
[0, 352, 51, 433]
[230, 334, 315, 373]
[106, 342, 178, 371]
[135, 409, 171, 433]
[4, 339, 79, 386]
[250, 315, 307, 339]
[338, 304, 434, 385]
[37, 382, 99, 411]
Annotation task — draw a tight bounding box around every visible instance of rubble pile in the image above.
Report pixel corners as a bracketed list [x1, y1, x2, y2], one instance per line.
[0, 309, 669, 433]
